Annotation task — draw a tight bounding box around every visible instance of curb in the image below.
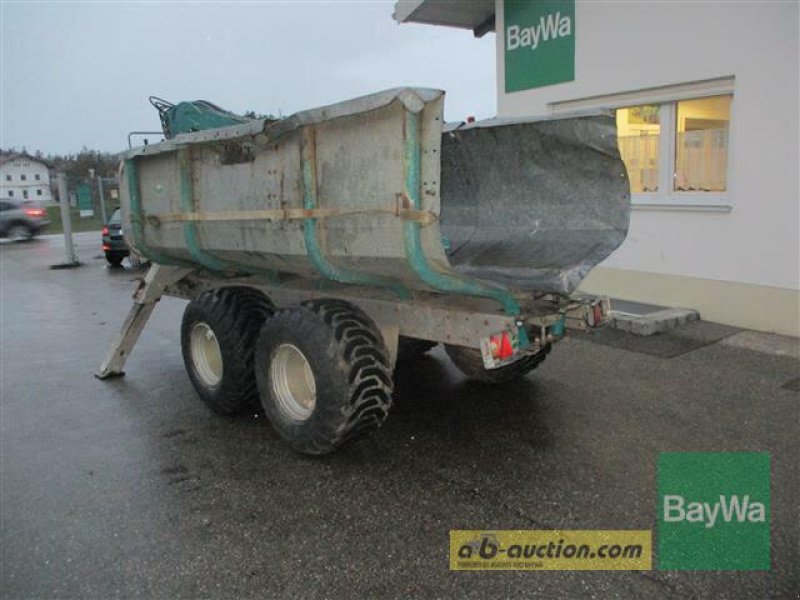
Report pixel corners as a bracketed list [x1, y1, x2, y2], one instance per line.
[611, 308, 700, 336]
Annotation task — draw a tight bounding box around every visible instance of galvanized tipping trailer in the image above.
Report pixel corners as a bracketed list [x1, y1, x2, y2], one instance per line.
[97, 88, 630, 455]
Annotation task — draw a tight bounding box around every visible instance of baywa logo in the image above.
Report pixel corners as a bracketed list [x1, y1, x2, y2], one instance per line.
[657, 452, 770, 570]
[506, 11, 572, 52]
[663, 493, 766, 529]
[503, 0, 575, 92]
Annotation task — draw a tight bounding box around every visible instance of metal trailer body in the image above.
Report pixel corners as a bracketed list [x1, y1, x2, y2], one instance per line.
[98, 88, 630, 454]
[119, 88, 629, 308]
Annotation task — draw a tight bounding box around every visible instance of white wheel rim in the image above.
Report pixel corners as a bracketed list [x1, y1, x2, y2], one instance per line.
[270, 343, 316, 421]
[190, 322, 223, 386]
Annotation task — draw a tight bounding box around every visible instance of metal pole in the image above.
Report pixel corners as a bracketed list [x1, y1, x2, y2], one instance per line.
[57, 172, 78, 264]
[97, 175, 107, 224]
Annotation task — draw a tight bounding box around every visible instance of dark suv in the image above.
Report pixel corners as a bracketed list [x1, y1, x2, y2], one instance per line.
[0, 199, 51, 241]
[101, 208, 130, 266]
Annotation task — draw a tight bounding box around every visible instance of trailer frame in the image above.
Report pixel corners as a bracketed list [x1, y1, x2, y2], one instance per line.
[96, 264, 605, 380]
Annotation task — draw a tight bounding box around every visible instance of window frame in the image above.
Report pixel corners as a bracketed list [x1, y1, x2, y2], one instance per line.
[549, 77, 735, 212]
[628, 98, 731, 209]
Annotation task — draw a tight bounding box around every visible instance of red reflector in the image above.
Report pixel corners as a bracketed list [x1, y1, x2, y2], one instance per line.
[497, 332, 514, 360]
[101, 226, 109, 235]
[24, 208, 45, 217]
[102, 244, 111, 251]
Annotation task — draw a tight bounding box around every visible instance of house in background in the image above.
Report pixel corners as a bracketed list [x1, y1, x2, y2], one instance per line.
[394, 0, 799, 337]
[0, 153, 54, 204]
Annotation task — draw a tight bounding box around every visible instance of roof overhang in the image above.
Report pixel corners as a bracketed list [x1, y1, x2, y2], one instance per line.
[393, 0, 496, 37]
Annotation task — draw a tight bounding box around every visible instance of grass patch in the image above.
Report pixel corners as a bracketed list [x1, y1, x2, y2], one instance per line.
[44, 205, 118, 234]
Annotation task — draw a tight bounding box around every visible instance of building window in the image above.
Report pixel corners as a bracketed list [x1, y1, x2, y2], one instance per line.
[7, 190, 13, 197]
[35, 174, 41, 181]
[23, 190, 29, 199]
[616, 94, 732, 200]
[20, 174, 27, 181]
[36, 189, 43, 196]
[5, 174, 10, 182]
[616, 105, 660, 193]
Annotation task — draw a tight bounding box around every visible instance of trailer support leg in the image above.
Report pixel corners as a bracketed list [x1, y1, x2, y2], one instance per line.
[95, 264, 193, 379]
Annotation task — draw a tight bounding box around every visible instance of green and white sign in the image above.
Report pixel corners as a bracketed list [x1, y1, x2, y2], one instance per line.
[77, 183, 94, 218]
[657, 452, 770, 570]
[504, 0, 575, 93]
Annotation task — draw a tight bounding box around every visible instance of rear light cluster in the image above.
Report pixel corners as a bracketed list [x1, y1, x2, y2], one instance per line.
[102, 226, 109, 235]
[487, 331, 515, 361]
[24, 207, 46, 217]
[585, 299, 609, 328]
[480, 328, 523, 369]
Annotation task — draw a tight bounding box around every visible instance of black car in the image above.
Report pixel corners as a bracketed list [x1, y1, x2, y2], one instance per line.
[102, 208, 130, 266]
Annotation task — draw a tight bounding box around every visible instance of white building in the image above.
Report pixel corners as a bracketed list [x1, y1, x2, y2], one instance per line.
[0, 154, 53, 204]
[394, 0, 799, 337]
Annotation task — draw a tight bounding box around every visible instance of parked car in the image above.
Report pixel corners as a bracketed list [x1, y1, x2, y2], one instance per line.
[101, 208, 130, 266]
[0, 199, 51, 241]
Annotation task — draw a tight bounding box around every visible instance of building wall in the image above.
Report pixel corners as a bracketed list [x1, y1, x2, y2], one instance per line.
[0, 158, 53, 203]
[494, 0, 799, 336]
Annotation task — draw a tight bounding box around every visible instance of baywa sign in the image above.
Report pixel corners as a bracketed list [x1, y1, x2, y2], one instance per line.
[504, 0, 575, 93]
[657, 452, 771, 570]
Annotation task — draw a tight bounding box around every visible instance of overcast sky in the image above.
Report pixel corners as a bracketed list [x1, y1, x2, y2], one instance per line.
[0, 1, 496, 155]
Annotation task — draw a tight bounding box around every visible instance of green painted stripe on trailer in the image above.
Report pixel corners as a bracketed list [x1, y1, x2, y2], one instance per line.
[125, 158, 190, 267]
[152, 150, 279, 283]
[177, 149, 242, 272]
[401, 111, 521, 316]
[300, 130, 411, 299]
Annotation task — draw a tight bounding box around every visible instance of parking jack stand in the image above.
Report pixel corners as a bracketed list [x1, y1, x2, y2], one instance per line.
[95, 264, 193, 379]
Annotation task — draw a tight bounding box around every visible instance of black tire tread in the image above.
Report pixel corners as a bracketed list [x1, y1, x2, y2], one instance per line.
[301, 299, 393, 449]
[181, 287, 273, 415]
[255, 299, 392, 455]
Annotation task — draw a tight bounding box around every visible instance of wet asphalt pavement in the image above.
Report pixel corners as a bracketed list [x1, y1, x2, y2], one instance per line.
[1, 233, 798, 599]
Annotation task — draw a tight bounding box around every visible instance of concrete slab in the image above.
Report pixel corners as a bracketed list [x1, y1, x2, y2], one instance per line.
[610, 299, 700, 336]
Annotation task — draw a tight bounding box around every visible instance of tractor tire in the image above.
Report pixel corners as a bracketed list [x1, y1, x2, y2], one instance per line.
[181, 287, 273, 415]
[444, 343, 550, 384]
[255, 299, 393, 455]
